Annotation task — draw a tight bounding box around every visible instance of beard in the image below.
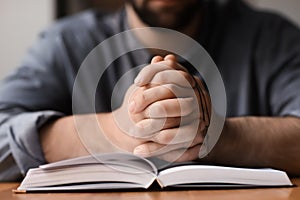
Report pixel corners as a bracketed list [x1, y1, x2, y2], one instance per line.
[126, 0, 204, 31]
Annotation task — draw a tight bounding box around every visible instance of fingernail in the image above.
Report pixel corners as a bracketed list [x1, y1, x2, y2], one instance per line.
[128, 101, 136, 113]
[134, 76, 142, 85]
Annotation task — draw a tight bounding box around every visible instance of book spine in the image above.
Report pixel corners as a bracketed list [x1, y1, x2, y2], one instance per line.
[156, 178, 164, 188]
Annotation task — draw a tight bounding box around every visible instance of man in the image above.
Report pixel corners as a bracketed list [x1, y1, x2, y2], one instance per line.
[0, 0, 300, 181]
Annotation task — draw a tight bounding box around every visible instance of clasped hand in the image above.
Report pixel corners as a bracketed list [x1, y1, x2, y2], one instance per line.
[114, 54, 211, 162]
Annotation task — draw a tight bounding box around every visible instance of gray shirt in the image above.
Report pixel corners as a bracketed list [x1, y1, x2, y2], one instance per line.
[1, 0, 300, 181]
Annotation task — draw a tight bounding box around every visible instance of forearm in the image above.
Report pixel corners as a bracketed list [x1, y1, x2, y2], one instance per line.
[40, 115, 90, 163]
[205, 116, 300, 176]
[40, 112, 143, 163]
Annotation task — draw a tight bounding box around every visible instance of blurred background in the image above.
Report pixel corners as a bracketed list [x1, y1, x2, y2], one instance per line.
[0, 0, 300, 80]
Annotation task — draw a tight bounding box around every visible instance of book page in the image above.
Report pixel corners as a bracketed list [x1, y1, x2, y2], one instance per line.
[157, 165, 292, 187]
[16, 153, 161, 191]
[41, 153, 158, 174]
[19, 163, 156, 189]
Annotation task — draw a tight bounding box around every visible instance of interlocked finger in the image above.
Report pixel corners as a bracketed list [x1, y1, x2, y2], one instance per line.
[144, 97, 196, 119]
[130, 84, 196, 113]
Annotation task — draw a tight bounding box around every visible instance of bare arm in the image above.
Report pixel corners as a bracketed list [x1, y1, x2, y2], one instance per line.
[204, 116, 300, 176]
[40, 113, 143, 163]
[40, 115, 89, 163]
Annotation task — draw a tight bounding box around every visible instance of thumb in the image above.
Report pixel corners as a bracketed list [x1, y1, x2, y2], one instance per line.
[151, 55, 164, 64]
[164, 54, 177, 62]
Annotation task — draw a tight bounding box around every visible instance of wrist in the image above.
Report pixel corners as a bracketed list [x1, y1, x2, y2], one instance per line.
[199, 118, 232, 163]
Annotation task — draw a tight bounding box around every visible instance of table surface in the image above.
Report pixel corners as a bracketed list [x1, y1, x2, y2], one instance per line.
[0, 178, 299, 200]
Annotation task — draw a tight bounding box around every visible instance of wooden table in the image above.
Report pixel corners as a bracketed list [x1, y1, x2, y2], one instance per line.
[1, 178, 299, 200]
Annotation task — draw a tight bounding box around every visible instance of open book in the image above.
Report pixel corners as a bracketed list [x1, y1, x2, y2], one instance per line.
[15, 153, 292, 192]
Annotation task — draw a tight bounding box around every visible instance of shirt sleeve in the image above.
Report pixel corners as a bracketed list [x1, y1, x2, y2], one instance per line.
[266, 18, 300, 117]
[0, 110, 63, 181]
[0, 29, 70, 181]
[255, 15, 300, 117]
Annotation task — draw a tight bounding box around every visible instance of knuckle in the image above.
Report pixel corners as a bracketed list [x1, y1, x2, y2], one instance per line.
[131, 87, 143, 100]
[148, 102, 166, 118]
[180, 98, 194, 116]
[155, 72, 168, 83]
[153, 118, 166, 131]
[167, 59, 177, 69]
[130, 112, 144, 123]
[166, 84, 178, 96]
[156, 131, 173, 144]
[139, 91, 148, 103]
